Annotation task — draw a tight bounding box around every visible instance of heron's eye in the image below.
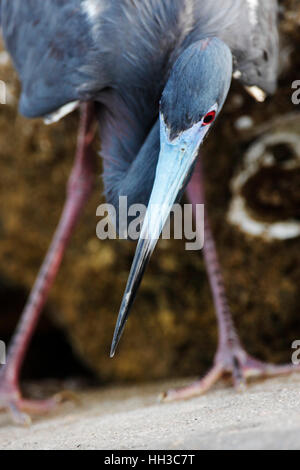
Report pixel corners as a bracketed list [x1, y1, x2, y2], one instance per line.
[202, 111, 216, 126]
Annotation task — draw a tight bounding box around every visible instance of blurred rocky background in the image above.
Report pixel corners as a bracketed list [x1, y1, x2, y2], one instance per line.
[0, 0, 299, 385]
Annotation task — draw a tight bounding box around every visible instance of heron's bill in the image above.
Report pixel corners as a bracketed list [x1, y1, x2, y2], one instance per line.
[110, 115, 210, 356]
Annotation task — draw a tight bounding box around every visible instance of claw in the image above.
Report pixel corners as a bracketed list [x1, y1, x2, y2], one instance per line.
[8, 402, 32, 427]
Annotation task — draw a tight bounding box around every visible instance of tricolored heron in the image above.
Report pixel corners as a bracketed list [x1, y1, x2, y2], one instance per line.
[1, 0, 297, 425]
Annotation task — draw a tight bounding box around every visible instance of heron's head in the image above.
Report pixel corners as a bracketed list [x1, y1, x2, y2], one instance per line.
[161, 38, 232, 141]
[111, 38, 233, 356]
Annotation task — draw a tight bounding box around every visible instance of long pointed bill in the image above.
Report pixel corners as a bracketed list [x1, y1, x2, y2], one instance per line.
[110, 114, 211, 357]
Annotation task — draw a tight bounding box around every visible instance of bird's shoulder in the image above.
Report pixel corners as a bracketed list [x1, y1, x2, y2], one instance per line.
[216, 0, 279, 93]
[0, 0, 107, 117]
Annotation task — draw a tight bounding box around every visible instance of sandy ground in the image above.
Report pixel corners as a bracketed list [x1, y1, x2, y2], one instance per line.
[1, 375, 300, 450]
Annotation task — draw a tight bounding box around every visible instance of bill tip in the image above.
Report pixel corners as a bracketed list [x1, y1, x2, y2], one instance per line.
[110, 345, 116, 358]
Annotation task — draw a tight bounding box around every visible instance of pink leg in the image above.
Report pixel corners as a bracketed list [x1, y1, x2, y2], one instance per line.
[163, 158, 300, 402]
[0, 102, 96, 424]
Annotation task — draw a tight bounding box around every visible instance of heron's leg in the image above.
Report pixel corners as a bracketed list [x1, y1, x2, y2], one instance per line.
[0, 102, 96, 424]
[163, 158, 299, 402]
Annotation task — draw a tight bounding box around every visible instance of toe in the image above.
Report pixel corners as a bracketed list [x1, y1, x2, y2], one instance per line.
[232, 356, 247, 391]
[8, 402, 32, 426]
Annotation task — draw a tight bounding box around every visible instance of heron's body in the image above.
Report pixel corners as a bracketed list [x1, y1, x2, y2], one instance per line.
[1, 0, 279, 207]
[1, 0, 292, 426]
[2, 0, 278, 115]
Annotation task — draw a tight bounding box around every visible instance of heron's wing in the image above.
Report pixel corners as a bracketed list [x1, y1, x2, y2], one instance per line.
[0, 0, 109, 117]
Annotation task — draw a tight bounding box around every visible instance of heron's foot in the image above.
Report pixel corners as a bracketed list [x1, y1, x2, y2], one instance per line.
[161, 345, 300, 402]
[0, 381, 79, 426]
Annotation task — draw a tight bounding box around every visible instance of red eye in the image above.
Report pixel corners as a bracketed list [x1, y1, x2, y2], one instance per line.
[203, 110, 216, 126]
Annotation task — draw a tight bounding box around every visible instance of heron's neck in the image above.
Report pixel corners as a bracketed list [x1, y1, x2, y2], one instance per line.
[100, 108, 160, 211]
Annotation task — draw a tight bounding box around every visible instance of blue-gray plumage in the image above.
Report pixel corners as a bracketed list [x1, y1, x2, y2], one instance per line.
[1, 0, 279, 114]
[1, 0, 279, 207]
[2, 1, 292, 424]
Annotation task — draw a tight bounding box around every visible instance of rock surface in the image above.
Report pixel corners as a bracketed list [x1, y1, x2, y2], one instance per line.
[1, 375, 300, 450]
[0, 1, 299, 383]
